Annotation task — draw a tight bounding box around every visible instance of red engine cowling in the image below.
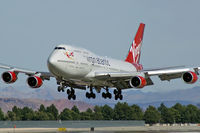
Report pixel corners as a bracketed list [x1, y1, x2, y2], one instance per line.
[182, 71, 198, 84]
[27, 76, 43, 88]
[129, 76, 147, 88]
[2, 71, 17, 83]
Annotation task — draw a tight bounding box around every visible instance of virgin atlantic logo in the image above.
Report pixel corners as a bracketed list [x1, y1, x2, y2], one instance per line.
[64, 51, 74, 60]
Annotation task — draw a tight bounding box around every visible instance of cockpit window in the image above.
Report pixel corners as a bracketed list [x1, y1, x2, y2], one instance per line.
[54, 47, 66, 50]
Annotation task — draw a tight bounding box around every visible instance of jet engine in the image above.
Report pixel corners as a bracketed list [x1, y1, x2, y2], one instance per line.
[129, 76, 147, 88]
[27, 76, 43, 88]
[2, 71, 17, 83]
[182, 71, 198, 84]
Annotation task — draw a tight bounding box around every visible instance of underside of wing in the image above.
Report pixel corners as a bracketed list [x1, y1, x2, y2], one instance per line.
[93, 66, 200, 89]
[0, 63, 53, 78]
[0, 63, 54, 88]
[146, 67, 199, 81]
[93, 71, 154, 89]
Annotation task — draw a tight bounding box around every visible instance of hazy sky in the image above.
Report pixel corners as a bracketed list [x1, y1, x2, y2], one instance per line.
[0, 0, 200, 93]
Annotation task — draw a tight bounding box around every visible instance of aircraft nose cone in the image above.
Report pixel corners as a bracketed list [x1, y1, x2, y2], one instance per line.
[47, 56, 57, 68]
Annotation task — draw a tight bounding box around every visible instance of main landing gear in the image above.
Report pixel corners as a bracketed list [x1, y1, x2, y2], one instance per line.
[86, 86, 96, 99]
[102, 87, 112, 99]
[114, 89, 123, 100]
[67, 87, 76, 100]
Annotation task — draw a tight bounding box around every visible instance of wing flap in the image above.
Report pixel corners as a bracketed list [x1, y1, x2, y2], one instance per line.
[158, 73, 182, 81]
[146, 68, 193, 76]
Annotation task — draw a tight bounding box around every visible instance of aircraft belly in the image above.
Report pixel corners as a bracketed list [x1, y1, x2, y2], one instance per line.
[83, 76, 114, 87]
[58, 62, 90, 79]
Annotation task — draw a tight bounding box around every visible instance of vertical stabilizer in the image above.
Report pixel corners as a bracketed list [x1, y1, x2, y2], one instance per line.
[125, 23, 145, 64]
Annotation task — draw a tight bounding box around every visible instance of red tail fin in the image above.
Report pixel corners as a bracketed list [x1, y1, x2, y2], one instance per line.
[125, 23, 145, 64]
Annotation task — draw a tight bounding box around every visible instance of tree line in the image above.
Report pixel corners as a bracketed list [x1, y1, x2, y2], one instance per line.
[0, 102, 199, 124]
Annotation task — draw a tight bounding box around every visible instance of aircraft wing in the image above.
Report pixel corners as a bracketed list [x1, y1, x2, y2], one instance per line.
[0, 63, 87, 89]
[0, 63, 53, 80]
[94, 66, 200, 89]
[145, 67, 199, 81]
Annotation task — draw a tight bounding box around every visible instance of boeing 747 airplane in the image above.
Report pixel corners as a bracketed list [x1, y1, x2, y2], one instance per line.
[0, 23, 199, 100]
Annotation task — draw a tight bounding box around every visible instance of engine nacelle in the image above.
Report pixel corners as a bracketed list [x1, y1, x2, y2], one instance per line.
[2, 71, 17, 83]
[27, 76, 43, 88]
[129, 76, 147, 88]
[182, 71, 198, 84]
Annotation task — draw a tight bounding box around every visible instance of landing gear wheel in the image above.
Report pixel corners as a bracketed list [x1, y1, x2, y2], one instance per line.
[91, 93, 96, 99]
[102, 87, 112, 99]
[58, 86, 65, 92]
[114, 89, 117, 95]
[119, 94, 123, 100]
[67, 89, 70, 94]
[118, 89, 122, 94]
[115, 95, 118, 100]
[102, 92, 106, 98]
[86, 92, 90, 99]
[68, 95, 71, 100]
[86, 92, 88, 97]
[66, 88, 76, 100]
[86, 86, 96, 99]
[72, 95, 76, 100]
[109, 93, 112, 99]
[58, 82, 67, 93]
[114, 89, 123, 100]
[106, 93, 112, 99]
[71, 89, 75, 94]
[57, 86, 61, 92]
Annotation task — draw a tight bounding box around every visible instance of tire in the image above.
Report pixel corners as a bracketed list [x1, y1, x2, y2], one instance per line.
[67, 89, 71, 94]
[102, 92, 106, 98]
[113, 89, 117, 95]
[71, 89, 75, 94]
[119, 95, 123, 100]
[92, 93, 96, 99]
[108, 93, 112, 99]
[68, 95, 71, 100]
[118, 89, 122, 94]
[106, 93, 111, 99]
[72, 95, 76, 100]
[86, 92, 90, 98]
[57, 86, 61, 92]
[115, 95, 118, 100]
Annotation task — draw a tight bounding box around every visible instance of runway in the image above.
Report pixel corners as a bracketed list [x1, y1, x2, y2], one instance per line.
[1, 126, 200, 133]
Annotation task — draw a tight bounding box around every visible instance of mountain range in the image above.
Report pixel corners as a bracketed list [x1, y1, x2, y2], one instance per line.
[0, 97, 94, 113]
[0, 85, 200, 112]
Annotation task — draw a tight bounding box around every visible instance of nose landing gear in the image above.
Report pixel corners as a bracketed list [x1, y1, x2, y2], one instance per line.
[57, 82, 65, 92]
[57, 86, 65, 92]
[57, 81, 76, 100]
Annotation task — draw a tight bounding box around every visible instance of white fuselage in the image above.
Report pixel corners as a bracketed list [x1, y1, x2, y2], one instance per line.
[47, 44, 137, 86]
